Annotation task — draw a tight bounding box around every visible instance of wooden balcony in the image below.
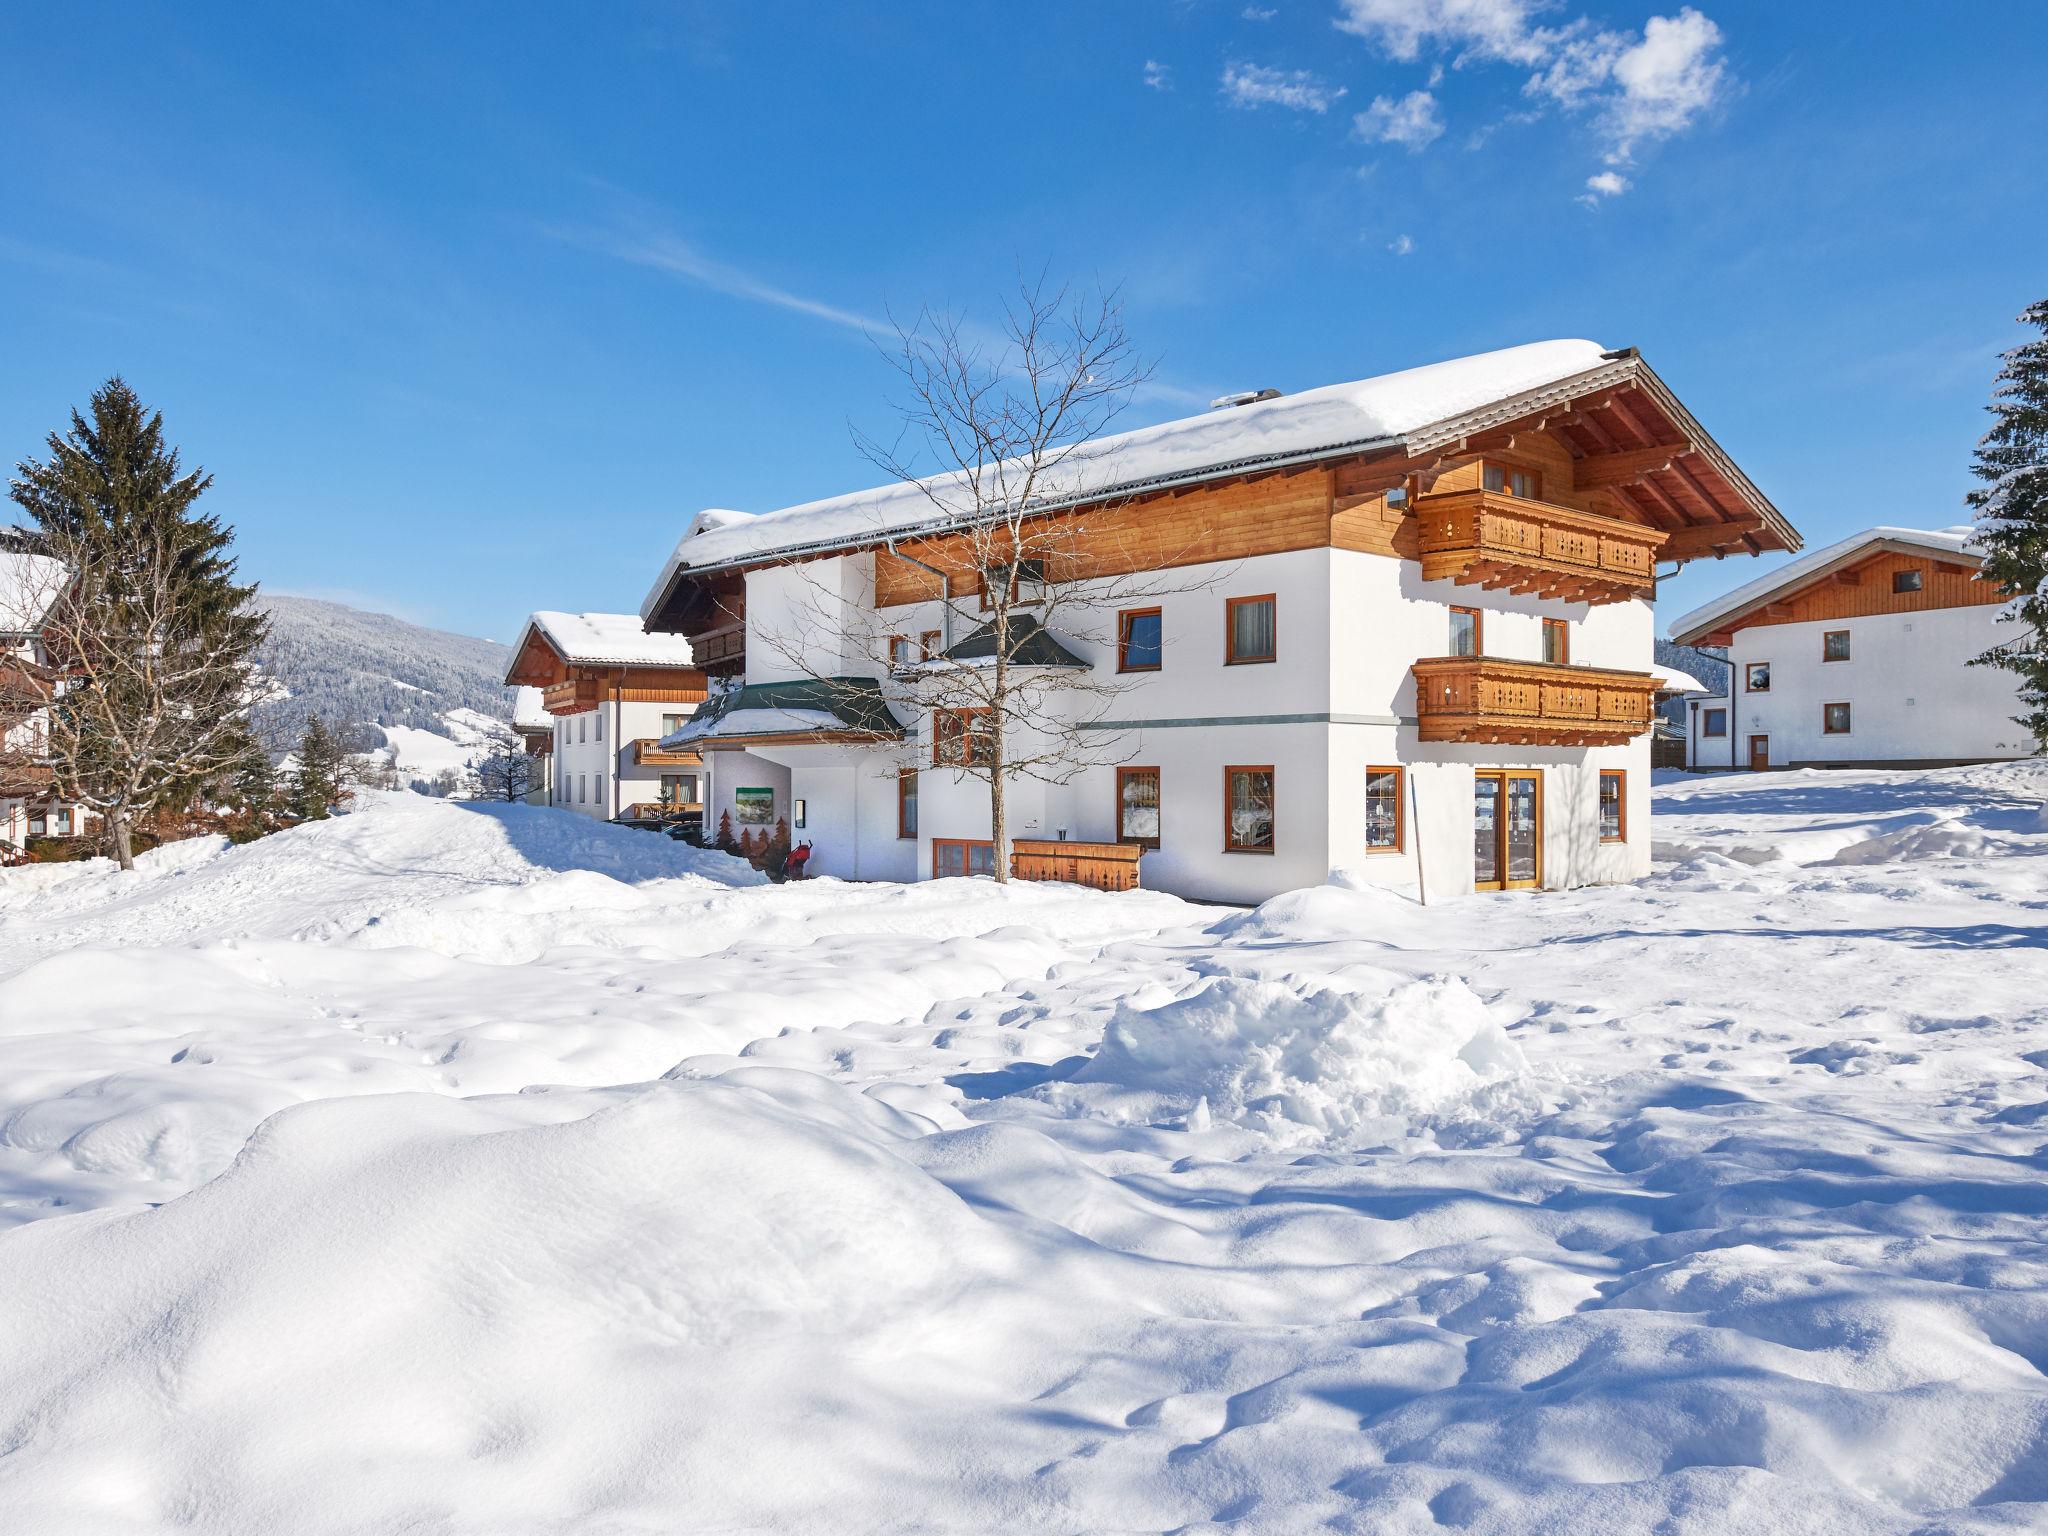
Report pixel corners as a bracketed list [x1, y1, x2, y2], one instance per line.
[1412, 656, 1660, 747]
[541, 678, 599, 714]
[619, 800, 703, 823]
[691, 622, 746, 676]
[1011, 838, 1141, 892]
[631, 738, 702, 767]
[1416, 490, 1667, 605]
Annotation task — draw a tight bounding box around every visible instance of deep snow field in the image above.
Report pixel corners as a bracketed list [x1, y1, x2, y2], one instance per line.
[1, 767, 2045, 1535]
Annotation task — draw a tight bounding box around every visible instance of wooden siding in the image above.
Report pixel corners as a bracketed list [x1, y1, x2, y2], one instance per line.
[1697, 549, 2002, 643]
[540, 665, 709, 715]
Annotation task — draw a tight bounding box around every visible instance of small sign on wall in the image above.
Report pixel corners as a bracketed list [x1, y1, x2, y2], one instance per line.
[735, 787, 775, 825]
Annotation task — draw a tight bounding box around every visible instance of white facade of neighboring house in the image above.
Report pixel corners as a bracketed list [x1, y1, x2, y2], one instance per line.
[1671, 527, 2035, 770]
[502, 613, 707, 823]
[510, 686, 555, 805]
[640, 340, 1799, 903]
[1, 544, 87, 854]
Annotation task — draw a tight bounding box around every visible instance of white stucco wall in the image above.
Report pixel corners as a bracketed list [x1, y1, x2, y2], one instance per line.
[547, 697, 702, 819]
[1694, 606, 2034, 767]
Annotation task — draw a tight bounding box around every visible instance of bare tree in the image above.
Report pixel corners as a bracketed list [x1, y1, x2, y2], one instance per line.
[475, 736, 538, 802]
[755, 278, 1226, 880]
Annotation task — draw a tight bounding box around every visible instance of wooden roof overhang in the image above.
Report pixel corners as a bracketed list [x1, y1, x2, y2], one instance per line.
[505, 626, 569, 689]
[641, 348, 1797, 629]
[1670, 537, 1989, 647]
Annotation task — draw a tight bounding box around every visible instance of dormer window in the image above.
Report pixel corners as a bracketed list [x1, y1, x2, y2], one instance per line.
[983, 558, 1048, 609]
[1483, 463, 1540, 499]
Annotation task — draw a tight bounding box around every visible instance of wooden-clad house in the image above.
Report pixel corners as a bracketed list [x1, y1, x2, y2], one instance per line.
[1670, 526, 2034, 770]
[638, 340, 1799, 901]
[502, 612, 709, 825]
[1, 542, 89, 856]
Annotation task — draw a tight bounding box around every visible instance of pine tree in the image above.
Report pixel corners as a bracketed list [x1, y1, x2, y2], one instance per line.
[9, 379, 269, 868]
[1969, 299, 2048, 744]
[289, 714, 346, 820]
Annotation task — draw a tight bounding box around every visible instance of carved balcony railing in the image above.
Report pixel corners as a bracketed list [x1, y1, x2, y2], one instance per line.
[1412, 656, 1660, 747]
[690, 622, 746, 676]
[1415, 490, 1667, 604]
[1011, 838, 1142, 892]
[631, 738, 702, 767]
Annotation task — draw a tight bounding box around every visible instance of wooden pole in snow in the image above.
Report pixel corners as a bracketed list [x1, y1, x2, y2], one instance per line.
[1409, 768, 1428, 907]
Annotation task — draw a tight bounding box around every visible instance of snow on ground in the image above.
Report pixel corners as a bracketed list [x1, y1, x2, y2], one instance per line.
[1, 768, 2045, 1534]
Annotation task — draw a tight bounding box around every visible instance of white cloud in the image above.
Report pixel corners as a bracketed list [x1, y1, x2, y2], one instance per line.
[1333, 0, 1556, 65]
[1143, 58, 1173, 91]
[1388, 233, 1416, 254]
[1576, 170, 1632, 206]
[548, 225, 884, 334]
[1242, 4, 1279, 18]
[1352, 89, 1445, 150]
[1526, 8, 1727, 162]
[1221, 61, 1348, 113]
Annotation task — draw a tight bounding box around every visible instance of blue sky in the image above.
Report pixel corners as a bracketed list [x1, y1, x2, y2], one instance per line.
[2, 1, 2044, 641]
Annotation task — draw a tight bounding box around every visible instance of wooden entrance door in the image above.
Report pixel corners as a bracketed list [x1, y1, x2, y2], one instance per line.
[1749, 735, 1769, 771]
[1474, 770, 1542, 891]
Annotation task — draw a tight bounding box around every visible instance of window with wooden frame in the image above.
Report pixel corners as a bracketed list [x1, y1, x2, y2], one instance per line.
[1823, 629, 1851, 662]
[897, 769, 919, 839]
[1702, 708, 1728, 738]
[932, 708, 993, 767]
[1224, 765, 1275, 853]
[1449, 606, 1482, 657]
[1599, 770, 1626, 843]
[1823, 701, 1853, 735]
[887, 634, 914, 668]
[932, 838, 997, 878]
[1364, 766, 1403, 853]
[1225, 595, 1276, 664]
[1893, 568, 1924, 594]
[1483, 462, 1541, 499]
[1116, 766, 1160, 847]
[978, 559, 1047, 611]
[1118, 608, 1163, 672]
[919, 630, 942, 661]
[1745, 661, 1772, 693]
[1542, 618, 1569, 665]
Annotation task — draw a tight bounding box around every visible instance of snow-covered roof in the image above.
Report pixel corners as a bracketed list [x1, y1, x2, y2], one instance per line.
[516, 612, 699, 670]
[1650, 662, 1712, 695]
[1669, 526, 1981, 644]
[0, 548, 68, 635]
[643, 340, 1649, 613]
[511, 686, 551, 731]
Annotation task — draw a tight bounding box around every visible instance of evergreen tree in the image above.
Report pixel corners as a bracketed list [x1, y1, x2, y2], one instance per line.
[288, 714, 347, 820]
[9, 379, 268, 868]
[1969, 299, 2048, 744]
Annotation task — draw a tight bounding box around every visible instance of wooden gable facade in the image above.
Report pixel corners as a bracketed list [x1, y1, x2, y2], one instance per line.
[504, 627, 711, 717]
[1676, 542, 2000, 648]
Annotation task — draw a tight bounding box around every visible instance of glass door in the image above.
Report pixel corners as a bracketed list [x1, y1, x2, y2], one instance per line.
[1473, 774, 1502, 889]
[1474, 770, 1542, 891]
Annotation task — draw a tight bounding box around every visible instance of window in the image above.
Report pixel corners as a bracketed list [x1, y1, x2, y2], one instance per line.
[1702, 708, 1727, 738]
[1599, 770, 1626, 843]
[661, 773, 699, 806]
[1824, 701, 1853, 735]
[1483, 462, 1540, 499]
[919, 630, 941, 661]
[1117, 766, 1161, 847]
[596, 710, 604, 741]
[1365, 766, 1403, 853]
[1449, 607, 1482, 657]
[1118, 608, 1163, 672]
[579, 715, 587, 744]
[578, 774, 587, 803]
[661, 713, 687, 736]
[1542, 618, 1569, 665]
[888, 635, 914, 668]
[932, 838, 997, 878]
[26, 809, 45, 836]
[1893, 568, 1924, 594]
[898, 769, 919, 839]
[933, 708, 992, 767]
[1745, 662, 1772, 693]
[1823, 629, 1851, 662]
[1224, 766, 1275, 853]
[981, 559, 1047, 611]
[1225, 595, 1276, 664]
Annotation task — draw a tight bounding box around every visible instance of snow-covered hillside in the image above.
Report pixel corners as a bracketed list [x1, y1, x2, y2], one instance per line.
[253, 595, 517, 784]
[1, 768, 2045, 1534]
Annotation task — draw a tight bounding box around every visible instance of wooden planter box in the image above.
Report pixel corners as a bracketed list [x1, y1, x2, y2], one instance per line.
[1011, 838, 1142, 892]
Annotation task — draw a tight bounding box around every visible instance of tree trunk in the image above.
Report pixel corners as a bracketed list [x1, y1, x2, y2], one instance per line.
[990, 753, 1008, 883]
[110, 807, 135, 872]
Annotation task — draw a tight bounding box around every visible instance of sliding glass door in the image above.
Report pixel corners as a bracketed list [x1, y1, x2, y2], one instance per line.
[1473, 770, 1542, 891]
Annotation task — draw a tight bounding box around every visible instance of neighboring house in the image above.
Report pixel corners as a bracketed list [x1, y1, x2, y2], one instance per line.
[0, 541, 89, 854]
[1669, 526, 2034, 770]
[502, 613, 708, 823]
[511, 686, 555, 805]
[638, 340, 1798, 902]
